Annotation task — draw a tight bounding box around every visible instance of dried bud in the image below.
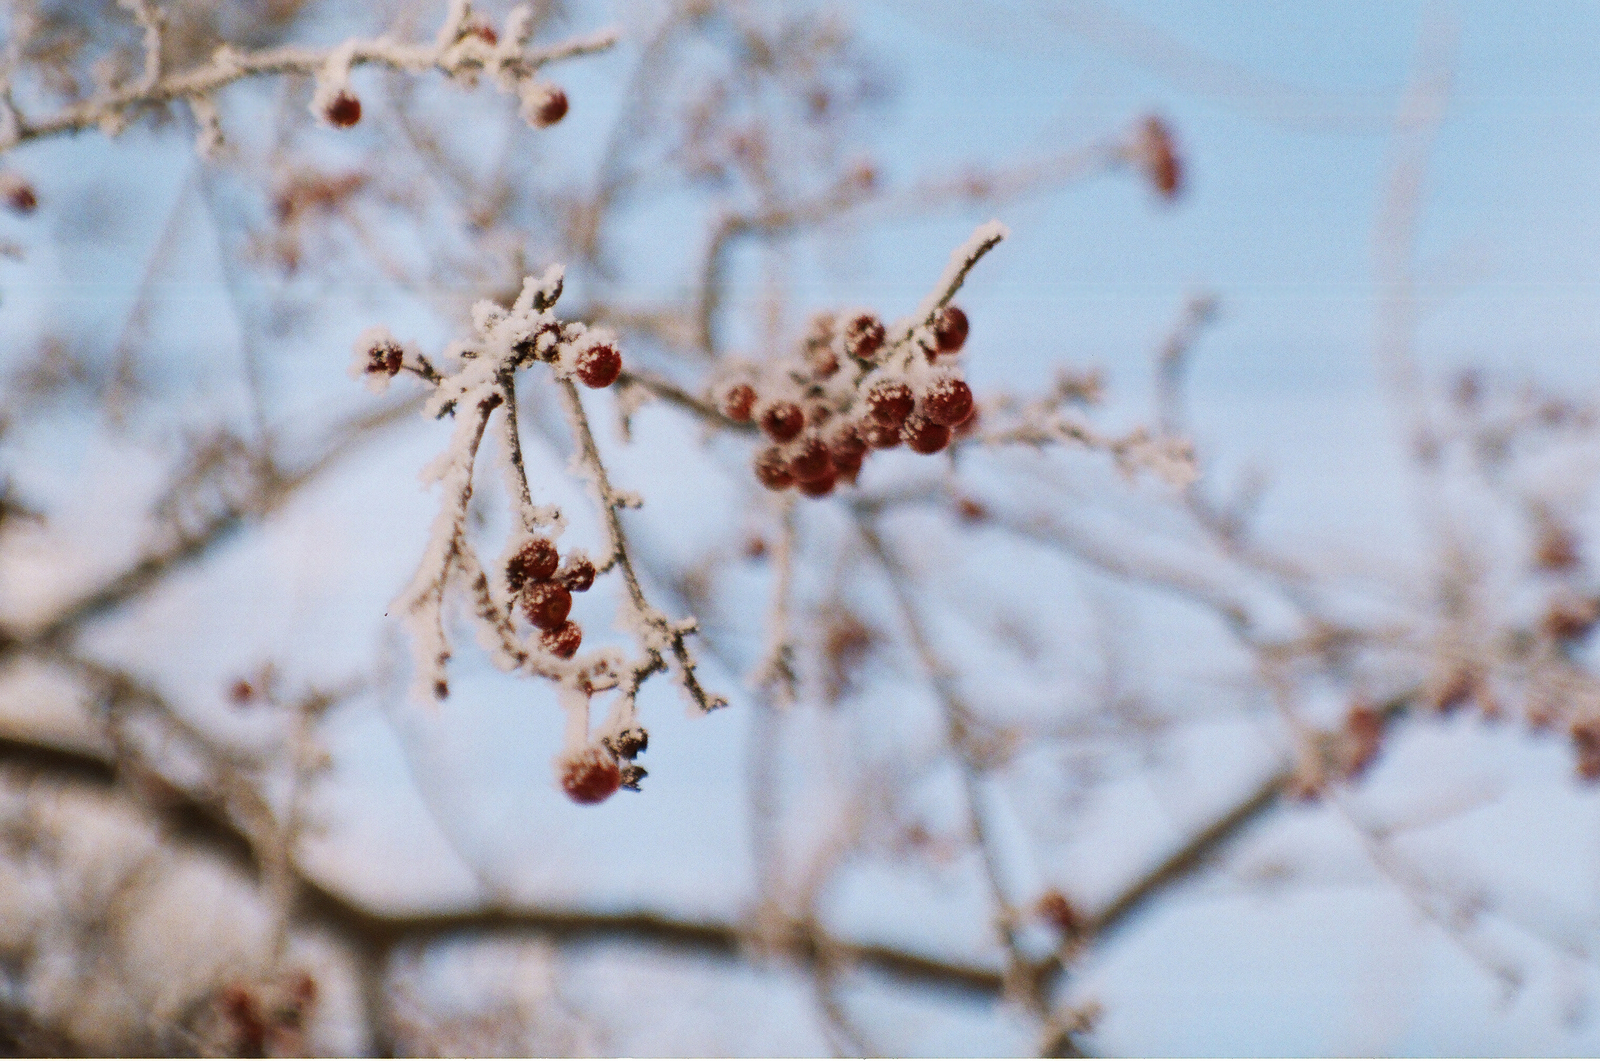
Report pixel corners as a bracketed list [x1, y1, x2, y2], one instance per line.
[1543, 592, 1600, 642]
[559, 746, 621, 804]
[365, 338, 403, 377]
[575, 342, 622, 388]
[932, 305, 969, 354]
[1036, 890, 1088, 938]
[1574, 719, 1600, 782]
[324, 91, 362, 128]
[844, 313, 886, 360]
[619, 763, 647, 791]
[506, 538, 559, 591]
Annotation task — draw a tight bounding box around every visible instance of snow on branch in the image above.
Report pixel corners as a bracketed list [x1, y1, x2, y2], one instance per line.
[0, 0, 617, 157]
[363, 265, 716, 804]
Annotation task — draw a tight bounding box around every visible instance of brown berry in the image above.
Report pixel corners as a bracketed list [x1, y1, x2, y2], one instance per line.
[506, 538, 559, 590]
[557, 555, 596, 593]
[865, 380, 915, 428]
[788, 432, 834, 482]
[903, 412, 951, 454]
[932, 305, 968, 354]
[521, 580, 572, 630]
[845, 313, 886, 360]
[559, 746, 621, 804]
[532, 86, 569, 128]
[720, 382, 757, 422]
[324, 91, 361, 128]
[861, 419, 902, 449]
[759, 400, 805, 442]
[541, 620, 583, 659]
[575, 342, 622, 388]
[754, 446, 794, 490]
[922, 375, 973, 426]
[797, 471, 837, 497]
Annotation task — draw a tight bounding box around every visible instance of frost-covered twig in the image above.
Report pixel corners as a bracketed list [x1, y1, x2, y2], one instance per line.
[1, 0, 617, 155]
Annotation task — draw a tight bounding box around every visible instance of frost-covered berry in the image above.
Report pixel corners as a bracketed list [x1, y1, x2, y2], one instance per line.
[932, 305, 969, 354]
[827, 420, 867, 461]
[521, 581, 573, 630]
[797, 471, 837, 497]
[720, 382, 757, 423]
[921, 375, 973, 426]
[803, 402, 833, 428]
[759, 400, 805, 442]
[324, 91, 362, 128]
[754, 446, 795, 490]
[865, 381, 915, 427]
[541, 620, 583, 659]
[365, 338, 403, 378]
[844, 314, 886, 360]
[575, 342, 622, 388]
[557, 555, 596, 593]
[788, 433, 834, 483]
[559, 746, 620, 804]
[902, 411, 951, 454]
[506, 538, 559, 590]
[861, 419, 902, 449]
[531, 85, 569, 128]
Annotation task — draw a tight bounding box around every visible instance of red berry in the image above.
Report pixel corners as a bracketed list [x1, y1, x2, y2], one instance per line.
[541, 620, 583, 659]
[521, 580, 572, 630]
[922, 375, 973, 426]
[797, 471, 837, 497]
[1139, 116, 1182, 199]
[506, 538, 559, 590]
[803, 402, 833, 428]
[845, 313, 886, 360]
[861, 419, 902, 449]
[575, 342, 622, 388]
[759, 400, 805, 442]
[559, 746, 621, 804]
[952, 402, 980, 437]
[865, 380, 914, 428]
[827, 420, 867, 461]
[932, 305, 968, 354]
[2, 175, 37, 215]
[558, 556, 596, 593]
[788, 432, 834, 482]
[808, 347, 840, 379]
[832, 448, 863, 482]
[532, 86, 569, 128]
[720, 382, 757, 422]
[754, 446, 794, 490]
[903, 412, 951, 454]
[324, 91, 361, 128]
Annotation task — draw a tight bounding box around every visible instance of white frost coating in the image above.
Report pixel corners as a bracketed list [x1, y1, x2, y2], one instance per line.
[308, 40, 359, 122]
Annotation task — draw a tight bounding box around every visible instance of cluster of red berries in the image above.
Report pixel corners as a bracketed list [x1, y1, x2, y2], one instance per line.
[559, 726, 648, 804]
[719, 304, 976, 498]
[506, 537, 597, 658]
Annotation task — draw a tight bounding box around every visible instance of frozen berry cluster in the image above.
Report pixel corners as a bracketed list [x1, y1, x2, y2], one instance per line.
[716, 303, 976, 497]
[505, 536, 597, 659]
